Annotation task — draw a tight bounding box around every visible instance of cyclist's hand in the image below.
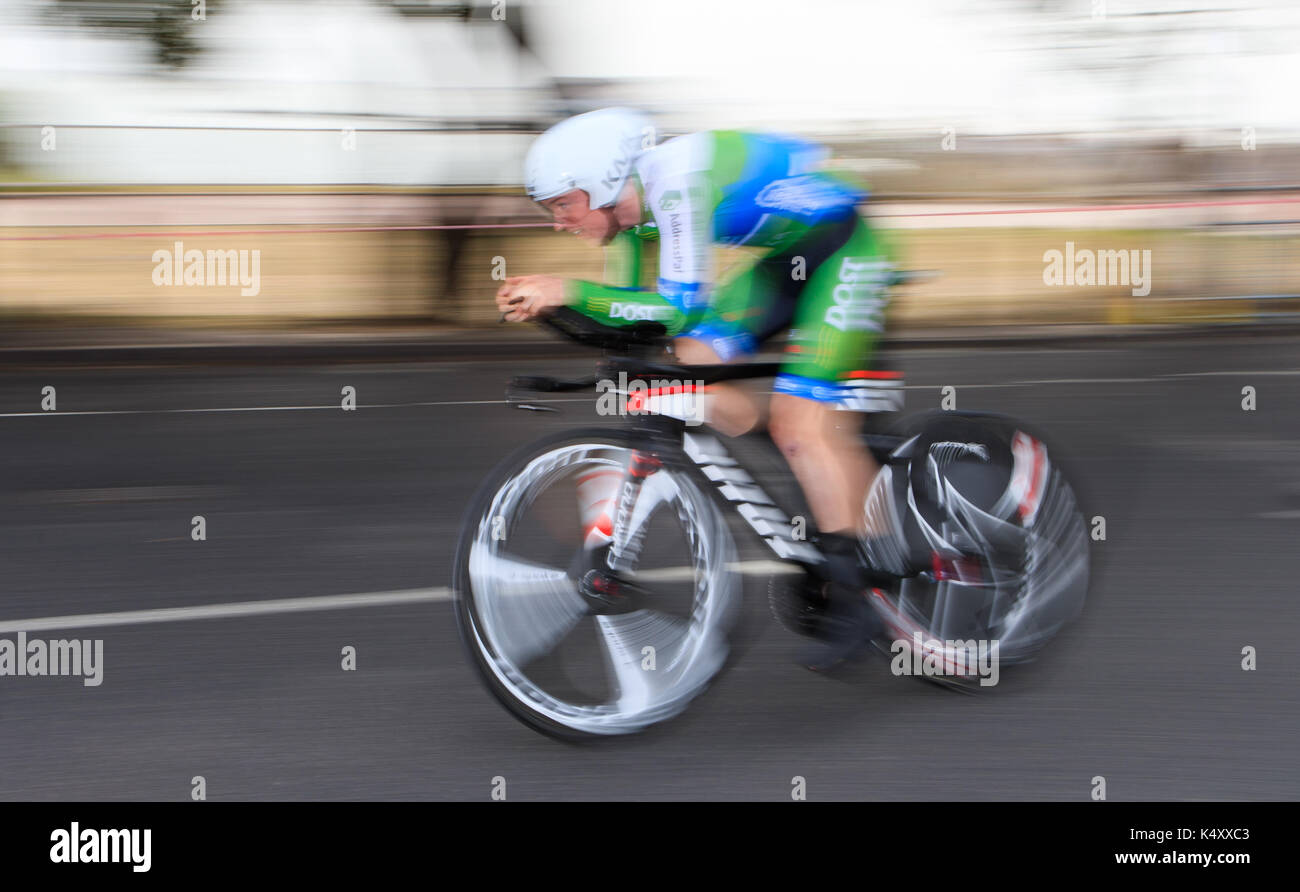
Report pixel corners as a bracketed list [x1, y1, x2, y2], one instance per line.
[496, 275, 568, 322]
[495, 276, 527, 301]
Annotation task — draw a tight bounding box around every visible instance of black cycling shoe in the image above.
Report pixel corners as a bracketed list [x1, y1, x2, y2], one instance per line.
[796, 582, 882, 672]
[768, 572, 833, 639]
[793, 531, 888, 672]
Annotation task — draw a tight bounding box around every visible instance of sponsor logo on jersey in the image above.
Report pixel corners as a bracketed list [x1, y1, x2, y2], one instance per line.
[667, 212, 684, 273]
[659, 190, 682, 211]
[824, 256, 891, 332]
[706, 332, 754, 362]
[609, 302, 674, 322]
[755, 175, 857, 217]
[657, 278, 703, 310]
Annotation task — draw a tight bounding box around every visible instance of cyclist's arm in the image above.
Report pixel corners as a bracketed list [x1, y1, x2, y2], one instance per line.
[566, 134, 717, 333]
[566, 279, 691, 335]
[601, 228, 643, 290]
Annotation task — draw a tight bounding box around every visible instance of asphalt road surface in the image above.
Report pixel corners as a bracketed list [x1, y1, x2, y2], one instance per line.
[2, 333, 1297, 800]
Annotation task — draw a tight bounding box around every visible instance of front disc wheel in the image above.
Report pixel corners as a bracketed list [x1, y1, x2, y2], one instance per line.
[452, 429, 741, 740]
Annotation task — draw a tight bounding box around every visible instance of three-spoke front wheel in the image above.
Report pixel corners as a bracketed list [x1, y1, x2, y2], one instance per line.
[452, 429, 741, 740]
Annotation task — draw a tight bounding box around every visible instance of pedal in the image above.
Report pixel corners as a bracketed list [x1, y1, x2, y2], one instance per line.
[579, 568, 647, 614]
[768, 574, 833, 640]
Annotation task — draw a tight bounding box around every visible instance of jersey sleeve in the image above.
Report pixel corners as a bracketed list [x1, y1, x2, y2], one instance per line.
[566, 278, 690, 335]
[601, 228, 643, 289]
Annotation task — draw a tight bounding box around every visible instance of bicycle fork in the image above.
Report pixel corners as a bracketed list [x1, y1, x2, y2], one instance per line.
[574, 449, 661, 610]
[605, 451, 662, 576]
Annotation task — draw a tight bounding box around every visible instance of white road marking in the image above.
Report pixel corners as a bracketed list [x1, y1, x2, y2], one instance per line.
[899, 384, 1027, 390]
[0, 561, 800, 632]
[2, 369, 1298, 419]
[1163, 370, 1300, 377]
[1255, 510, 1300, 519]
[636, 560, 802, 583]
[16, 485, 226, 504]
[0, 398, 591, 418]
[1157, 436, 1300, 458]
[1007, 377, 1160, 385]
[0, 588, 448, 633]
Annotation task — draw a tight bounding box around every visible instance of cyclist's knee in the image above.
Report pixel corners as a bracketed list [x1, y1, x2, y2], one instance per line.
[769, 395, 826, 460]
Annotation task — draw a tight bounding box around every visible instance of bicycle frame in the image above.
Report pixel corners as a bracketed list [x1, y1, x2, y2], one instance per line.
[512, 333, 908, 579]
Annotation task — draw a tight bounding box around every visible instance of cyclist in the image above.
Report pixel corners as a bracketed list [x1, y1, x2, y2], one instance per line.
[496, 107, 898, 671]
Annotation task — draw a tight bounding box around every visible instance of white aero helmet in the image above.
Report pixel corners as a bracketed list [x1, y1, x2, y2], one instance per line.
[525, 107, 655, 209]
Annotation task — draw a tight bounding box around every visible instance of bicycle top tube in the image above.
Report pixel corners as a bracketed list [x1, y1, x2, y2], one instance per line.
[598, 354, 784, 385]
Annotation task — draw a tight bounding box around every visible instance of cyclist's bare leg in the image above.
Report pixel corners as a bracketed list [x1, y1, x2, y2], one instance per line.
[671, 336, 763, 437]
[676, 335, 885, 669]
[768, 393, 879, 537]
[673, 336, 879, 537]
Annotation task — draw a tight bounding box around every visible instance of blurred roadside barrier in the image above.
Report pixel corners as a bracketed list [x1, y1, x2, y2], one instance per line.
[2, 187, 1298, 331]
